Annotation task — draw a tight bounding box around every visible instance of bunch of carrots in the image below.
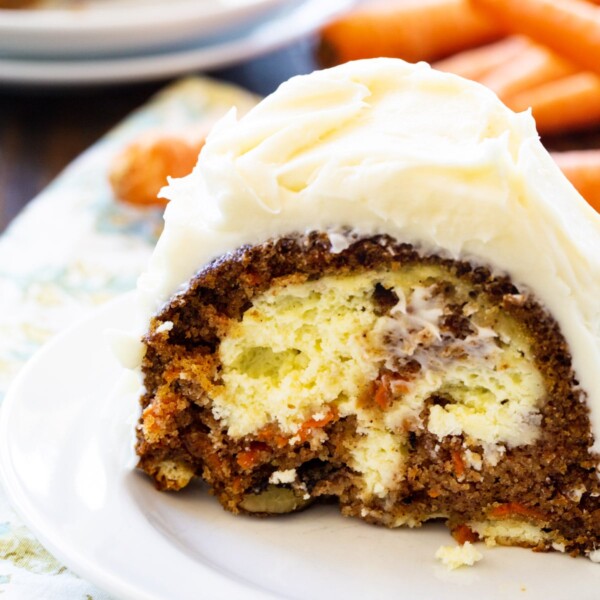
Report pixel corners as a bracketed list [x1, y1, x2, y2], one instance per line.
[319, 0, 600, 212]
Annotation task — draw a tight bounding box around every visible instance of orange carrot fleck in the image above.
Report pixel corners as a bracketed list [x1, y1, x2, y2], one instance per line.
[451, 450, 466, 479]
[488, 502, 546, 521]
[373, 374, 411, 410]
[297, 407, 338, 442]
[236, 451, 258, 470]
[452, 524, 479, 545]
[374, 376, 393, 410]
[319, 0, 503, 67]
[469, 0, 600, 77]
[236, 442, 269, 470]
[257, 424, 289, 449]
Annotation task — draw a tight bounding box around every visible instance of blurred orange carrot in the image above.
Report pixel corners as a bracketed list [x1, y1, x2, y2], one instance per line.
[469, 0, 600, 77]
[319, 0, 503, 67]
[0, 0, 38, 6]
[552, 150, 600, 213]
[505, 72, 600, 135]
[109, 130, 205, 207]
[433, 36, 528, 81]
[480, 43, 578, 99]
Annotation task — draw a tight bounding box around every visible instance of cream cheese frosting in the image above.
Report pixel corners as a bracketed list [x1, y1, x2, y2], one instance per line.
[134, 58, 600, 452]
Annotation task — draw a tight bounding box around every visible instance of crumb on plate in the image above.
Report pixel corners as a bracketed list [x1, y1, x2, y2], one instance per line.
[435, 541, 483, 570]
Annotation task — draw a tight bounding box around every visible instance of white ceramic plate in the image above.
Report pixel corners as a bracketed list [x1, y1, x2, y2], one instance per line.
[0, 0, 290, 57]
[0, 0, 352, 86]
[2, 292, 600, 600]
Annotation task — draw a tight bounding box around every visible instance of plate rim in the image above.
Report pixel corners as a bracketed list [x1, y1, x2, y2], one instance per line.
[0, 294, 147, 600]
[0, 292, 283, 600]
[3, 293, 600, 599]
[0, 0, 354, 85]
[0, 0, 285, 31]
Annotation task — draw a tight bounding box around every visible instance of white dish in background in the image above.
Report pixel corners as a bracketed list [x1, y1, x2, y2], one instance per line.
[2, 292, 600, 600]
[0, 0, 290, 57]
[0, 0, 353, 86]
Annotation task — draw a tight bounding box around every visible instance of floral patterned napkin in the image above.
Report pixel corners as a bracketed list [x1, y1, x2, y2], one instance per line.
[0, 77, 258, 599]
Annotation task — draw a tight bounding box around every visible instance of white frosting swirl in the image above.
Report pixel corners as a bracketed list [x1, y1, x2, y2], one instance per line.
[136, 58, 600, 452]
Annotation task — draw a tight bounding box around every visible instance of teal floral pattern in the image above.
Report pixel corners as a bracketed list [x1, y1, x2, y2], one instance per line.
[0, 77, 258, 598]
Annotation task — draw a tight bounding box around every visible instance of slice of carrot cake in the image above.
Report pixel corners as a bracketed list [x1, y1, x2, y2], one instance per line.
[128, 58, 600, 558]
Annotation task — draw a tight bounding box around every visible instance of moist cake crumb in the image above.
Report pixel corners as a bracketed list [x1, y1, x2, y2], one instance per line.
[269, 469, 297, 485]
[435, 542, 483, 570]
[589, 549, 600, 563]
[135, 232, 600, 557]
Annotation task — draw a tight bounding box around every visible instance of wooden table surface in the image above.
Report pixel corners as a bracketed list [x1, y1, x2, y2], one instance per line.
[0, 41, 317, 232]
[1, 40, 599, 233]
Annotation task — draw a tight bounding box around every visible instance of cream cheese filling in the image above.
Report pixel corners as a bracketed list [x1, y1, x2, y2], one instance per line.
[211, 268, 545, 498]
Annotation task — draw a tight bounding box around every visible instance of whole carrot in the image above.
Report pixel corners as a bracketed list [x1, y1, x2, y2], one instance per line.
[505, 72, 600, 135]
[552, 150, 600, 213]
[319, 0, 503, 67]
[480, 43, 578, 100]
[433, 36, 529, 82]
[469, 0, 600, 77]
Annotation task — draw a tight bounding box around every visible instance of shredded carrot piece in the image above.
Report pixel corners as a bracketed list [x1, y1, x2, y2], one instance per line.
[374, 376, 393, 410]
[451, 450, 466, 479]
[257, 424, 289, 449]
[297, 407, 338, 442]
[373, 373, 412, 410]
[236, 451, 258, 470]
[452, 524, 479, 545]
[488, 502, 547, 521]
[236, 442, 269, 470]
